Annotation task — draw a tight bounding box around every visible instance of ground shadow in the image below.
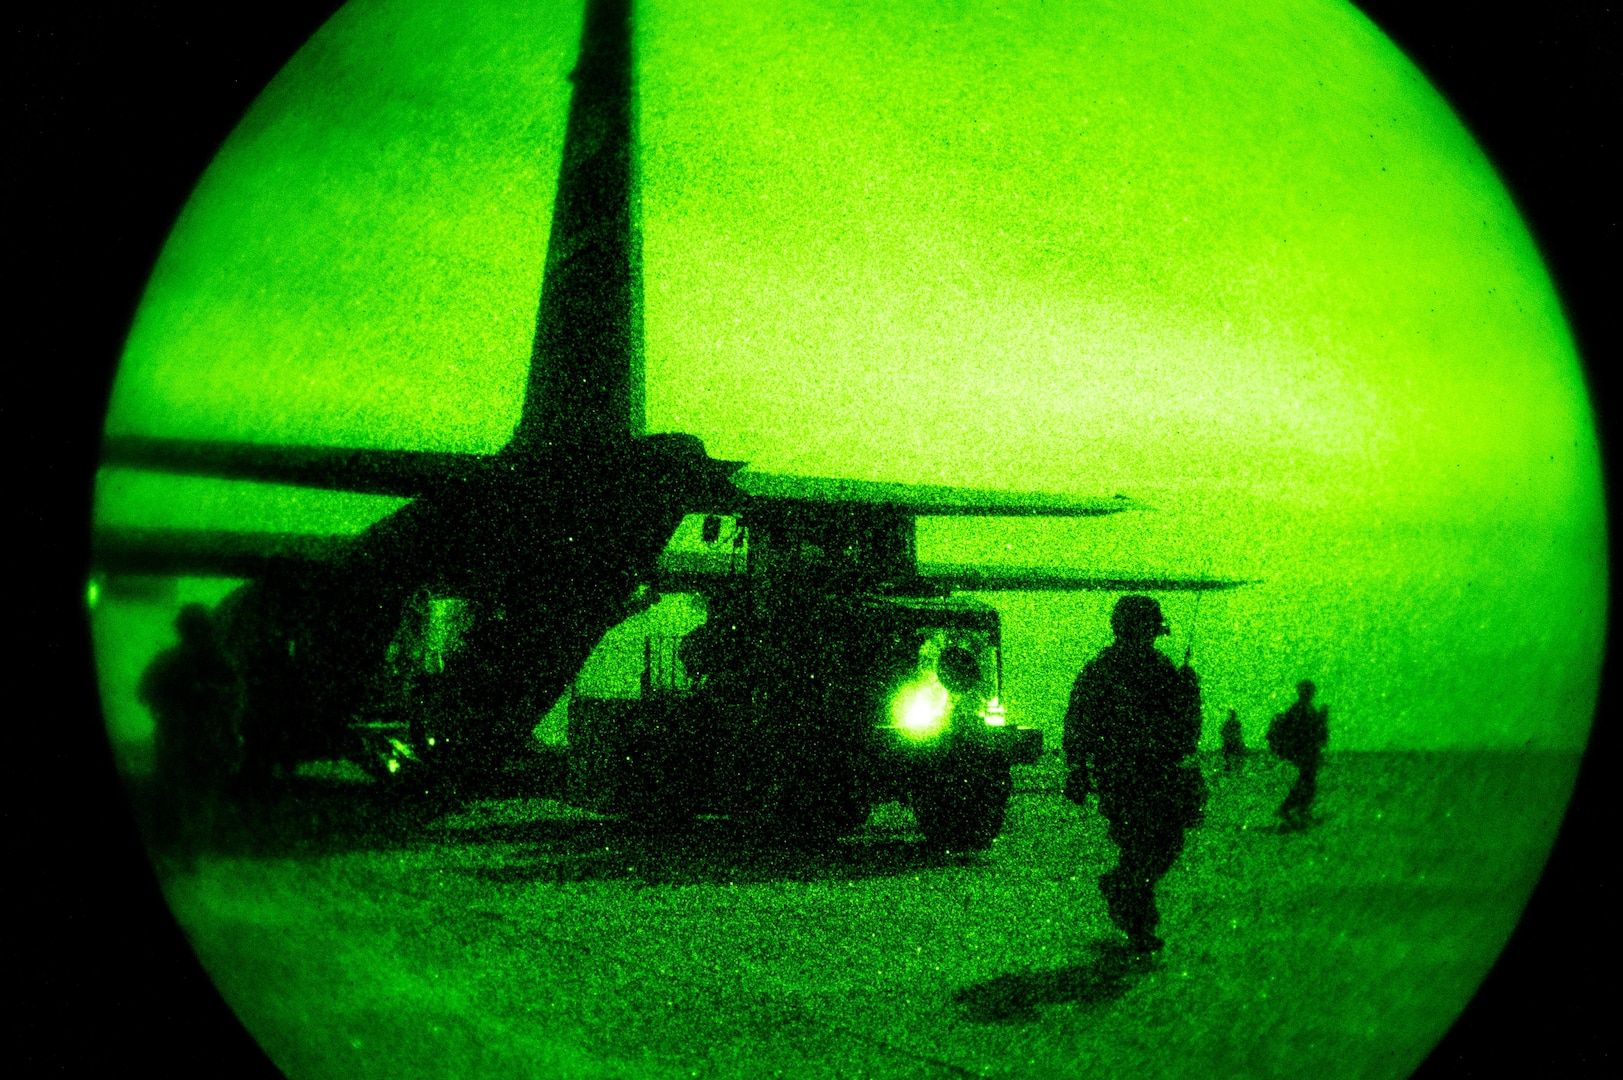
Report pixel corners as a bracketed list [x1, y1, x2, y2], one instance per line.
[127, 775, 469, 865]
[453, 815, 974, 887]
[1265, 812, 1331, 835]
[127, 771, 984, 885]
[952, 939, 1154, 1024]
[126, 754, 575, 862]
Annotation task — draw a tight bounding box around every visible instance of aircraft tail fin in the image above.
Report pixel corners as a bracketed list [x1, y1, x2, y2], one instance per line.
[513, 0, 643, 453]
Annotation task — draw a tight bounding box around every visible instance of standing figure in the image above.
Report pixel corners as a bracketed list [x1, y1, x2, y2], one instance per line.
[1064, 595, 1206, 954]
[1219, 708, 1248, 774]
[137, 603, 243, 849]
[1267, 679, 1329, 830]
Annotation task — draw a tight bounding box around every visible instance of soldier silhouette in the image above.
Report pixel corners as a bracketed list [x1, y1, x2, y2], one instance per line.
[1064, 595, 1206, 954]
[936, 645, 987, 714]
[1219, 708, 1248, 774]
[137, 603, 243, 849]
[1267, 679, 1329, 830]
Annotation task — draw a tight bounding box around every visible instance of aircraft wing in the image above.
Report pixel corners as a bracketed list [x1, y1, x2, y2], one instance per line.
[920, 562, 1248, 592]
[732, 471, 1137, 517]
[99, 435, 487, 497]
[649, 550, 1247, 594]
[90, 527, 356, 577]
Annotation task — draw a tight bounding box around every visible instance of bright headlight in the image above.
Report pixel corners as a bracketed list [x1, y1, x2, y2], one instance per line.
[891, 672, 951, 740]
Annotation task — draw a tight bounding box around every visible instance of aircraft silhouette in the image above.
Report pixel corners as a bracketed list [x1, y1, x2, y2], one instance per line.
[91, 0, 1241, 812]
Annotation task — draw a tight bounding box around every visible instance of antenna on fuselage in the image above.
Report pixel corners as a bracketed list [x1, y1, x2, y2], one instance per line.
[512, 0, 644, 454]
[1181, 552, 1212, 670]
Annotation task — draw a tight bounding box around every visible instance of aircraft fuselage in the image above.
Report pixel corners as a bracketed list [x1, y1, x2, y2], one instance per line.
[206, 433, 735, 781]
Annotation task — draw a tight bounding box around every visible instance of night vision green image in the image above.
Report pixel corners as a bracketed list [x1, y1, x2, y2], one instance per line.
[88, 0, 1605, 1076]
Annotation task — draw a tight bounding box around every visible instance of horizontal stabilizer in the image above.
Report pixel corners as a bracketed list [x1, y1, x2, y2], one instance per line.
[921, 563, 1249, 593]
[733, 472, 1138, 517]
[90, 527, 355, 577]
[100, 436, 486, 497]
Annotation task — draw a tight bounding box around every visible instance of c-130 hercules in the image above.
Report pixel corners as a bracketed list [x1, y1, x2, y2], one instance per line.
[93, 0, 1241, 849]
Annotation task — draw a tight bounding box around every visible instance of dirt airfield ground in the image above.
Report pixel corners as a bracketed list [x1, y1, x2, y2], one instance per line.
[150, 751, 1577, 1079]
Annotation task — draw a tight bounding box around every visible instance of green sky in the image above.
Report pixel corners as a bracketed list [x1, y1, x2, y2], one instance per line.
[96, 0, 1605, 751]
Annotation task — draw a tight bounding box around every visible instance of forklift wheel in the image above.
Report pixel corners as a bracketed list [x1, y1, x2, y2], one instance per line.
[912, 753, 1012, 852]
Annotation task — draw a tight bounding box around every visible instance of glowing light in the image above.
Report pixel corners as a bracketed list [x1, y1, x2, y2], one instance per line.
[891, 672, 951, 740]
[386, 758, 401, 774]
[980, 697, 1008, 726]
[85, 579, 100, 610]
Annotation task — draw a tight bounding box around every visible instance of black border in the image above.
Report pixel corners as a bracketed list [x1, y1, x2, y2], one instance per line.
[16, 3, 1614, 1074]
[1352, 3, 1615, 1074]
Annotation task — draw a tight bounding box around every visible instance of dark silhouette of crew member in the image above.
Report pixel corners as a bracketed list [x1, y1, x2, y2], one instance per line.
[678, 590, 746, 697]
[1267, 679, 1329, 830]
[937, 645, 987, 721]
[1220, 708, 1248, 774]
[137, 604, 243, 847]
[1064, 595, 1205, 954]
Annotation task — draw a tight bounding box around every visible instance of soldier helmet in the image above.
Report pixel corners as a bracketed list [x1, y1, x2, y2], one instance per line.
[1297, 679, 1316, 698]
[1111, 595, 1168, 640]
[937, 645, 982, 694]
